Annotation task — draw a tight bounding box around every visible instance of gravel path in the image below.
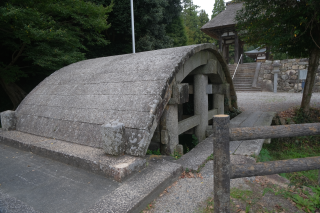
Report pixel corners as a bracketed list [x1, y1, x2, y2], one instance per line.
[236, 91, 320, 112]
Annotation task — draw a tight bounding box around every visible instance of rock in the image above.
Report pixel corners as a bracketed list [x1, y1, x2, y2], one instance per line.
[292, 65, 299, 69]
[288, 89, 295, 93]
[299, 65, 306, 69]
[290, 75, 297, 80]
[264, 74, 272, 80]
[265, 60, 272, 64]
[286, 70, 295, 76]
[279, 118, 286, 125]
[281, 74, 288, 80]
[0, 110, 17, 131]
[263, 80, 273, 92]
[264, 70, 271, 74]
[315, 82, 320, 86]
[294, 83, 302, 91]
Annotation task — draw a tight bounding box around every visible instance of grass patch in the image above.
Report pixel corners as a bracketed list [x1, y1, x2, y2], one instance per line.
[146, 149, 161, 155]
[258, 107, 320, 187]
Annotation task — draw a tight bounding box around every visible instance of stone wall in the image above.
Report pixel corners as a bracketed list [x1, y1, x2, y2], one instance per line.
[257, 58, 320, 92]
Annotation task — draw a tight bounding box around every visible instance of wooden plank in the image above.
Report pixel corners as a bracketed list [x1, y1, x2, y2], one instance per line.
[178, 115, 200, 135]
[231, 156, 320, 179]
[230, 123, 320, 141]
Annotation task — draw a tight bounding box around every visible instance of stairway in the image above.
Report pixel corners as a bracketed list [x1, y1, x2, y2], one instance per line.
[228, 63, 262, 92]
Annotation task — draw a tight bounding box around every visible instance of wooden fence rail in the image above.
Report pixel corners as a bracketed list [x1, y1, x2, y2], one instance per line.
[212, 115, 320, 213]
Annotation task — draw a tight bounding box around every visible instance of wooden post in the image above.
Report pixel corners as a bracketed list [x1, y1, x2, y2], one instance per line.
[213, 115, 230, 213]
[219, 33, 223, 53]
[234, 33, 239, 64]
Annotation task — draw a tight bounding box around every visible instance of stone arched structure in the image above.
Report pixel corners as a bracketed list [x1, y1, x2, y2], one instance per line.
[11, 44, 237, 157]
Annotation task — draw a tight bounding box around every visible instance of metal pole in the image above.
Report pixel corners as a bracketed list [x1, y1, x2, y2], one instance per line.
[130, 0, 135, 53]
[213, 115, 231, 213]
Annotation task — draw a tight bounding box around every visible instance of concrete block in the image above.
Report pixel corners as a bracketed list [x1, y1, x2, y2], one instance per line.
[101, 122, 126, 155]
[214, 94, 224, 115]
[0, 110, 17, 131]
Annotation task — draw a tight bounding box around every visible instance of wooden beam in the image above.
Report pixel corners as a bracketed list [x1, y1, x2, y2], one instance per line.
[229, 123, 320, 141]
[231, 156, 320, 179]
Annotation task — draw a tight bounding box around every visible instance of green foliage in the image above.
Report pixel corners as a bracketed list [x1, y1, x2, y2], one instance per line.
[181, 1, 215, 45]
[166, 17, 188, 47]
[235, 0, 320, 59]
[191, 134, 198, 147]
[171, 149, 182, 159]
[88, 0, 185, 57]
[225, 106, 242, 119]
[211, 0, 225, 19]
[0, 0, 112, 83]
[146, 149, 161, 155]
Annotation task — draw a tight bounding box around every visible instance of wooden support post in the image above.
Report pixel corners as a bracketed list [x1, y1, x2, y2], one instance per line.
[213, 115, 230, 213]
[234, 33, 239, 64]
[226, 45, 229, 64]
[219, 34, 223, 53]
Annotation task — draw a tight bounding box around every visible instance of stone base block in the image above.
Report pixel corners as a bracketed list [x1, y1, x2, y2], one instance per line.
[0, 129, 145, 182]
[0, 110, 17, 131]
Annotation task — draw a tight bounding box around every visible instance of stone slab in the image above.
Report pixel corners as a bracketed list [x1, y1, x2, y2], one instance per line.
[176, 135, 213, 171]
[84, 158, 183, 213]
[233, 139, 265, 156]
[0, 130, 146, 182]
[0, 143, 183, 213]
[0, 143, 120, 213]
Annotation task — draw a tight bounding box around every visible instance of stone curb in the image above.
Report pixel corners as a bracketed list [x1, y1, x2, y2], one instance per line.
[0, 129, 145, 182]
[83, 159, 183, 213]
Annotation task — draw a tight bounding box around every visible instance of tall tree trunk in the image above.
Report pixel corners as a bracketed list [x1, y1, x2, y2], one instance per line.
[300, 42, 320, 113]
[0, 77, 26, 110]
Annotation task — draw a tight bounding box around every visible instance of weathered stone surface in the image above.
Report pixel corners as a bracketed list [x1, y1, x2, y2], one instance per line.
[0, 110, 17, 131]
[14, 44, 235, 157]
[101, 121, 125, 155]
[0, 130, 146, 182]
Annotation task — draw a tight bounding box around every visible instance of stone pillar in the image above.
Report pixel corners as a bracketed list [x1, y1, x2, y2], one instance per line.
[272, 62, 281, 93]
[194, 74, 208, 142]
[0, 110, 17, 131]
[160, 104, 178, 155]
[214, 94, 224, 114]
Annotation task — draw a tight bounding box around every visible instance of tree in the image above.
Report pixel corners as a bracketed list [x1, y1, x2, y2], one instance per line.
[182, 0, 199, 45]
[195, 10, 215, 44]
[211, 0, 225, 20]
[235, 0, 320, 113]
[87, 0, 185, 57]
[0, 0, 113, 109]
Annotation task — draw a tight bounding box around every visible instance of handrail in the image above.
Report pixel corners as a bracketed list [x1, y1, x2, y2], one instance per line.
[232, 54, 243, 80]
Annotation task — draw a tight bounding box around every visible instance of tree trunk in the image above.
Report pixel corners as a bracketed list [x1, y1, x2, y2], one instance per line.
[0, 77, 26, 110]
[301, 28, 320, 113]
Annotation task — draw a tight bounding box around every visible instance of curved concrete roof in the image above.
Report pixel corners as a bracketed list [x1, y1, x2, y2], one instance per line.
[15, 44, 237, 156]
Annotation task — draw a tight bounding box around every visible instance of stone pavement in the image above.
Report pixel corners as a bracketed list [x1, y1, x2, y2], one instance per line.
[0, 111, 274, 213]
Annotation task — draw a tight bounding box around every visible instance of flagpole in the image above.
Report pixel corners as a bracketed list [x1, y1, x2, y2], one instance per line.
[130, 0, 136, 53]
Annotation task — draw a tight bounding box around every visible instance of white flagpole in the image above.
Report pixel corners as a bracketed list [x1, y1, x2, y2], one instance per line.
[130, 0, 136, 53]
